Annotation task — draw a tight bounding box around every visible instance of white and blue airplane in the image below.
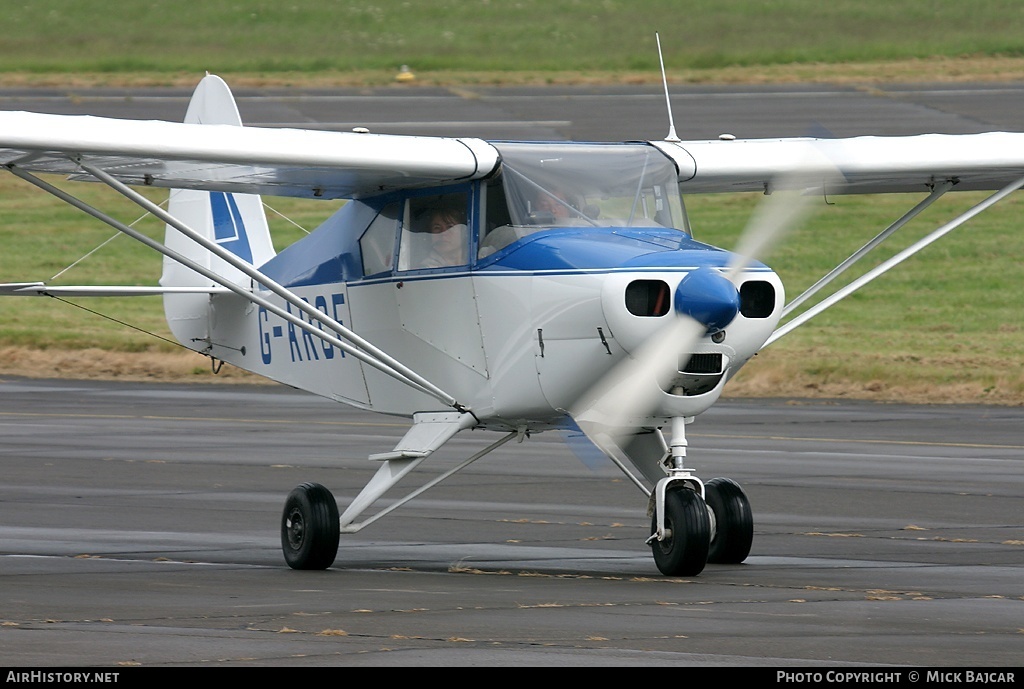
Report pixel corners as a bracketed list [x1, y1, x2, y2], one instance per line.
[1, 74, 1022, 576]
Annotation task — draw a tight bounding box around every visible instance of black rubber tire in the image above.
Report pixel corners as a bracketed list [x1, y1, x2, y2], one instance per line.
[705, 477, 753, 564]
[650, 486, 710, 576]
[281, 482, 340, 570]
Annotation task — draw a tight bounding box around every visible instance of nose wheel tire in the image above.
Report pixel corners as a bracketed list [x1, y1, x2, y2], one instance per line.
[281, 482, 340, 570]
[650, 487, 711, 576]
[705, 477, 753, 564]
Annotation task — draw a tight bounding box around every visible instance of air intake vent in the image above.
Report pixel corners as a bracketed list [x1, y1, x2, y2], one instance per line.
[625, 279, 670, 317]
[681, 353, 722, 374]
[740, 281, 775, 318]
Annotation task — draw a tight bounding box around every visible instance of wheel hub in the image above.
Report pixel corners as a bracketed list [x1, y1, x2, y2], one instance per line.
[285, 508, 305, 550]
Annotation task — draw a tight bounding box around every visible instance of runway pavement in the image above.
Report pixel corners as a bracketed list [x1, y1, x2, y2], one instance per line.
[5, 80, 1024, 140]
[0, 377, 1020, 667]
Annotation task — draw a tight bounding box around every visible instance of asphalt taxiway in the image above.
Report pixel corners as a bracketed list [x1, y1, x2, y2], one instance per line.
[1, 378, 1020, 666]
[6, 80, 1024, 140]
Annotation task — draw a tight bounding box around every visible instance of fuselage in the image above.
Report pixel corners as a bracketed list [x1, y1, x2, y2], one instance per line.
[197, 142, 785, 432]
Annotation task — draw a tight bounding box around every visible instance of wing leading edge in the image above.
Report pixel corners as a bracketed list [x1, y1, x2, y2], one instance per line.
[655, 133, 1024, 194]
[2, 73, 1023, 200]
[0, 108, 500, 200]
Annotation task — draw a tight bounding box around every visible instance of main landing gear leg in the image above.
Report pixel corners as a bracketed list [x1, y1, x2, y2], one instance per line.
[646, 417, 753, 575]
[279, 413, 513, 571]
[647, 417, 709, 575]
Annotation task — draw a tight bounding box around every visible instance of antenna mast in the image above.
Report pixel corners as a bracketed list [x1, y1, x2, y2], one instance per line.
[656, 33, 680, 142]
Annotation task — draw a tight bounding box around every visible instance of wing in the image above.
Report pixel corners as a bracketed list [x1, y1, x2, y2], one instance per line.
[0, 283, 230, 297]
[655, 133, 1024, 194]
[651, 131, 1024, 351]
[0, 76, 498, 413]
[0, 112, 500, 200]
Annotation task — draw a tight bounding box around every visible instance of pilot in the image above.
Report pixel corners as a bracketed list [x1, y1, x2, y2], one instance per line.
[531, 188, 584, 223]
[421, 207, 467, 268]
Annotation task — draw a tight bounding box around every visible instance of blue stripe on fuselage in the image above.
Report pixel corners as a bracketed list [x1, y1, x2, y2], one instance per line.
[348, 227, 766, 287]
[476, 227, 756, 273]
[267, 221, 764, 291]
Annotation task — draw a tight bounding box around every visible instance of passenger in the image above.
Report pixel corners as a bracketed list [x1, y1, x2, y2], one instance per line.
[421, 207, 467, 268]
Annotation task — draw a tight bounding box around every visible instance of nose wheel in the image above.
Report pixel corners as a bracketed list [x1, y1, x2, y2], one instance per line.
[649, 486, 711, 576]
[705, 477, 753, 564]
[648, 477, 753, 575]
[647, 417, 754, 575]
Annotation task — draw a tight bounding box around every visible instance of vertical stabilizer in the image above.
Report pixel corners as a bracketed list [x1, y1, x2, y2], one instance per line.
[160, 74, 276, 351]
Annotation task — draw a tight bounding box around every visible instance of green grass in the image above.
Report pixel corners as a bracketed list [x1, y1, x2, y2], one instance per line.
[691, 189, 1024, 352]
[0, 174, 334, 351]
[1, 1, 1024, 77]
[695, 191, 1023, 334]
[687, 191, 1024, 401]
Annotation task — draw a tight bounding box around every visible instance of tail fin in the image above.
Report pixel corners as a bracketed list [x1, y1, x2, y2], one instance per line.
[160, 74, 276, 351]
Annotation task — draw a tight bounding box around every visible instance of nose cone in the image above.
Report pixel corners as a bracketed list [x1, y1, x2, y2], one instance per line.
[674, 267, 740, 332]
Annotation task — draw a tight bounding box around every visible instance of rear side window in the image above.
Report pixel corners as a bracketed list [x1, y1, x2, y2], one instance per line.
[359, 203, 400, 276]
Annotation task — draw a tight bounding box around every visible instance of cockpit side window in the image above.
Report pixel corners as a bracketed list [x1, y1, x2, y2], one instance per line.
[479, 177, 516, 258]
[397, 192, 470, 271]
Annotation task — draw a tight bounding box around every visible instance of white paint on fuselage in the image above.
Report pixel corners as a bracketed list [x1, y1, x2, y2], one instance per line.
[201, 264, 783, 432]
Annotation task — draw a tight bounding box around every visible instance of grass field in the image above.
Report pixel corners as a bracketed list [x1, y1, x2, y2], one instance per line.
[0, 1, 1022, 402]
[1, 1, 1024, 85]
[693, 191, 1024, 403]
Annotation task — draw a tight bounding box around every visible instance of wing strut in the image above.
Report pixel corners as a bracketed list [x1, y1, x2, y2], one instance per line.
[6, 164, 467, 412]
[339, 417, 518, 534]
[781, 180, 954, 317]
[765, 173, 1024, 348]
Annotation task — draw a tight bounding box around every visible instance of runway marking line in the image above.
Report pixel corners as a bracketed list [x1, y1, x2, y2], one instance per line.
[0, 410, 406, 428]
[1, 412, 1021, 449]
[693, 432, 1024, 451]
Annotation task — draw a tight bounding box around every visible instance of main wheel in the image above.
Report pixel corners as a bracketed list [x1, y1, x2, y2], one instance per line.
[705, 477, 753, 564]
[650, 486, 710, 576]
[281, 482, 340, 570]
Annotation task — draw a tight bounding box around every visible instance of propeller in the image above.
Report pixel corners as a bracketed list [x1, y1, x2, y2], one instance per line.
[569, 158, 835, 453]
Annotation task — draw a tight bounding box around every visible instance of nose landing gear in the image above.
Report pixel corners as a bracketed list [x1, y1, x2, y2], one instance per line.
[705, 476, 754, 564]
[649, 485, 710, 575]
[647, 417, 753, 575]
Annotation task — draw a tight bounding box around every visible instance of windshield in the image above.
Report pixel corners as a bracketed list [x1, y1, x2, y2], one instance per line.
[480, 142, 686, 257]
